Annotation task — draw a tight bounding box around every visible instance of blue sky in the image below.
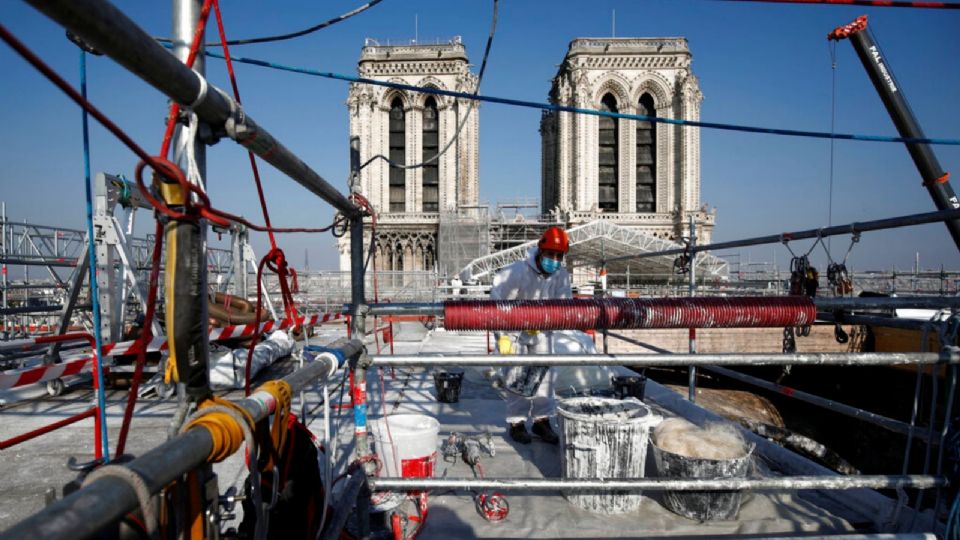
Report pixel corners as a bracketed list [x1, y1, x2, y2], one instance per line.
[1, 0, 958, 274]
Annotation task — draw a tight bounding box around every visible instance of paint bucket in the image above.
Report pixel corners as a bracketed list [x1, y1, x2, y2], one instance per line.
[370, 414, 439, 479]
[651, 442, 754, 521]
[433, 370, 464, 403]
[611, 374, 646, 401]
[557, 397, 661, 513]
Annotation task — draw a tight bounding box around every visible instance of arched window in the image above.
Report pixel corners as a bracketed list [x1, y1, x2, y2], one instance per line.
[598, 93, 619, 212]
[388, 98, 406, 212]
[636, 93, 656, 213]
[422, 97, 439, 212]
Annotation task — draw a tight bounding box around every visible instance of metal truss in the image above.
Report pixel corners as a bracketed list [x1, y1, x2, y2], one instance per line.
[458, 219, 729, 282]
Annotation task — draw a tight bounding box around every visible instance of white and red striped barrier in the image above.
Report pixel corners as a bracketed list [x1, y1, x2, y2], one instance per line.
[0, 355, 94, 390]
[0, 312, 343, 390]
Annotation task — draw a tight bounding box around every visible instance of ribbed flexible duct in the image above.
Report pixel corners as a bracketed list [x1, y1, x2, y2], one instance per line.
[443, 297, 817, 331]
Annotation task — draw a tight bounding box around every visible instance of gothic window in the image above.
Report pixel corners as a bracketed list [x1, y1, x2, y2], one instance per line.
[422, 97, 440, 212]
[598, 93, 619, 213]
[636, 93, 656, 213]
[388, 98, 406, 212]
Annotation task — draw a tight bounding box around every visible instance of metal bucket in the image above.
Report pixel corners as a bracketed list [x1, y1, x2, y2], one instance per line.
[557, 397, 661, 514]
[651, 442, 754, 521]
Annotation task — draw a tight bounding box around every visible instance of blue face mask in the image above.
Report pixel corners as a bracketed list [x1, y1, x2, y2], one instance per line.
[540, 256, 561, 274]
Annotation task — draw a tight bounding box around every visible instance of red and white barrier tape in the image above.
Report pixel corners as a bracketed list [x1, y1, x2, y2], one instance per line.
[102, 311, 343, 356]
[0, 355, 94, 390]
[0, 312, 343, 390]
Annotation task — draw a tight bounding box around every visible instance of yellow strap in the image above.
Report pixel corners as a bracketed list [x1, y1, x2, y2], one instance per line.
[256, 380, 293, 471]
[163, 224, 179, 385]
[184, 396, 256, 463]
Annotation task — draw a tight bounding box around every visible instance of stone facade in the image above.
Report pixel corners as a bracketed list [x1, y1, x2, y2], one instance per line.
[541, 38, 716, 243]
[339, 38, 480, 272]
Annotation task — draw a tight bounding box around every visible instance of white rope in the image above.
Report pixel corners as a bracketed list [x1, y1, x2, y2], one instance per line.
[82, 464, 159, 537]
[172, 110, 205, 205]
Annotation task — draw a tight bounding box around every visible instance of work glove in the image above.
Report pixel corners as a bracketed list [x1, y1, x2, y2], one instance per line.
[497, 335, 515, 355]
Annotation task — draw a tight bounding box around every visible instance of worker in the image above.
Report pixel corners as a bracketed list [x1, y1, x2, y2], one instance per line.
[491, 226, 571, 444]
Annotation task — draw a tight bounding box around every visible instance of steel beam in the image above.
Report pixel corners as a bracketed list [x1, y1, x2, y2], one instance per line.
[599, 207, 960, 266]
[25, 0, 358, 217]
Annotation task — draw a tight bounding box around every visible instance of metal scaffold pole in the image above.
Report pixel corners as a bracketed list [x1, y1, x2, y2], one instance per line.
[1, 202, 7, 339]
[370, 474, 944, 493]
[370, 350, 958, 368]
[166, 0, 210, 405]
[346, 135, 372, 534]
[688, 214, 697, 402]
[597, 207, 960, 266]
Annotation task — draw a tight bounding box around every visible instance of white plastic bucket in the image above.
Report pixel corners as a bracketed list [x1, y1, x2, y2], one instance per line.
[370, 414, 439, 478]
[558, 397, 661, 513]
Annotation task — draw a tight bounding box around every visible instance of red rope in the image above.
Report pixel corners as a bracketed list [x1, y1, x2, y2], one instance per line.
[115, 220, 164, 455]
[210, 0, 306, 395]
[211, 0, 278, 249]
[159, 0, 215, 159]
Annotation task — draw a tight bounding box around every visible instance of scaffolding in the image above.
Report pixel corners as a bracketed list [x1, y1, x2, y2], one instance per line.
[2, 2, 960, 539]
[436, 210, 490, 280]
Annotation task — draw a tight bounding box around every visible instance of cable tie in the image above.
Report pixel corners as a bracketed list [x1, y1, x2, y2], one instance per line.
[187, 72, 209, 110]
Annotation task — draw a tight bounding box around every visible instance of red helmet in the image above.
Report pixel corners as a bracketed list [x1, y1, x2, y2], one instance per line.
[538, 226, 570, 253]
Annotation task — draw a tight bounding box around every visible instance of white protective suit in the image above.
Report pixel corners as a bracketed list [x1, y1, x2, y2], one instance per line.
[490, 248, 572, 424]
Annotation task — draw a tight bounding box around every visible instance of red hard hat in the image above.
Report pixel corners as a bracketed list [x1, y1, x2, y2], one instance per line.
[539, 226, 570, 253]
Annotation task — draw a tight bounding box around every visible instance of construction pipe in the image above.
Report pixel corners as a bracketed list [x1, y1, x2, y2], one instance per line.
[370, 474, 944, 492]
[0, 257, 78, 268]
[599, 207, 960, 266]
[370, 351, 957, 368]
[24, 0, 358, 217]
[363, 302, 442, 317]
[360, 296, 960, 321]
[816, 296, 960, 311]
[444, 297, 819, 331]
[0, 338, 362, 540]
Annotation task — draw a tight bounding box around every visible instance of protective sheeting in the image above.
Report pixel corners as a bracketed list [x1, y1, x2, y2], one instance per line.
[341, 329, 910, 538]
[208, 330, 294, 390]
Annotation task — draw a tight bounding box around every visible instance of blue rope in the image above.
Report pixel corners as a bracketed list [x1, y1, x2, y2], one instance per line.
[80, 50, 110, 462]
[198, 48, 960, 146]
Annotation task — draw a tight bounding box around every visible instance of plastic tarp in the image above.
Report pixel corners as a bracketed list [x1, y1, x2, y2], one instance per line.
[208, 330, 294, 390]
